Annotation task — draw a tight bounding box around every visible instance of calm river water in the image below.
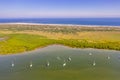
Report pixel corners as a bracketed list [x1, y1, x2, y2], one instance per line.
[0, 45, 120, 80]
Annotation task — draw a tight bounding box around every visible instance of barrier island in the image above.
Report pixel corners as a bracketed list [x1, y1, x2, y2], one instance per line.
[0, 24, 120, 54]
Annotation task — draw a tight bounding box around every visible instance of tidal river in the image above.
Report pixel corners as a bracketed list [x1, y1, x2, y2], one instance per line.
[0, 45, 120, 80]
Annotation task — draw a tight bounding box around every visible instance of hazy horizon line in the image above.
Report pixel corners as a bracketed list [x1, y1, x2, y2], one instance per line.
[0, 17, 120, 19]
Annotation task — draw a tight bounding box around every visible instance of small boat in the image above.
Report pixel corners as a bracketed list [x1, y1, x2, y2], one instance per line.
[11, 61, 14, 67]
[68, 57, 72, 61]
[46, 62, 50, 67]
[57, 56, 61, 60]
[107, 56, 110, 60]
[63, 62, 66, 67]
[93, 61, 96, 66]
[30, 62, 33, 68]
[89, 53, 92, 56]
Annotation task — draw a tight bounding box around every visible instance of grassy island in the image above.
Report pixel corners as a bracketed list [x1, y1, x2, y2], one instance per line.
[0, 24, 120, 54]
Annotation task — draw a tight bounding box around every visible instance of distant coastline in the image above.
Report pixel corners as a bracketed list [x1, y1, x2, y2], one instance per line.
[0, 23, 120, 28]
[0, 18, 120, 27]
[0, 24, 120, 54]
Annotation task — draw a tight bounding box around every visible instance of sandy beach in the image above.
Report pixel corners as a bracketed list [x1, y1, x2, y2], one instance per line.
[0, 22, 120, 28]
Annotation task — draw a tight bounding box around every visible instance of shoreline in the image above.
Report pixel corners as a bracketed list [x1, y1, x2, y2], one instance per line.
[0, 44, 120, 56]
[0, 22, 120, 28]
[0, 23, 120, 55]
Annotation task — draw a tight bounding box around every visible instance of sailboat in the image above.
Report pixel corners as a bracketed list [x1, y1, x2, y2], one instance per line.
[68, 57, 72, 61]
[57, 56, 61, 60]
[107, 56, 110, 60]
[11, 61, 14, 67]
[46, 62, 50, 67]
[63, 60, 66, 67]
[89, 53, 92, 56]
[93, 61, 96, 66]
[30, 62, 33, 68]
[63, 62, 66, 67]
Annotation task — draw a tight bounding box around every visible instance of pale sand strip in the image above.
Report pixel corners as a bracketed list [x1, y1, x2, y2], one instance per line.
[0, 22, 120, 28]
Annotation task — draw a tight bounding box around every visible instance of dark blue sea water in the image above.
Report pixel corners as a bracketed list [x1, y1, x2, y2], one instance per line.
[0, 18, 120, 26]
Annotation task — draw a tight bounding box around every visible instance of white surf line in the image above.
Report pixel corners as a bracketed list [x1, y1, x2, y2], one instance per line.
[0, 23, 120, 28]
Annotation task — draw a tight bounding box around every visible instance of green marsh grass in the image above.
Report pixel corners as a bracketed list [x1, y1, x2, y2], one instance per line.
[0, 24, 120, 54]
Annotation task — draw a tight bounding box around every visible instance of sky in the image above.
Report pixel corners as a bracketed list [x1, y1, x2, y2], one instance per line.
[0, 0, 120, 18]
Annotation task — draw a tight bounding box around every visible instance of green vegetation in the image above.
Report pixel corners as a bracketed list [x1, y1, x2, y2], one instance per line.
[0, 24, 120, 54]
[0, 34, 56, 54]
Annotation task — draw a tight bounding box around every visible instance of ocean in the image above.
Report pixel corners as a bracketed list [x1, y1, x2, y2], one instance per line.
[0, 18, 120, 26]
